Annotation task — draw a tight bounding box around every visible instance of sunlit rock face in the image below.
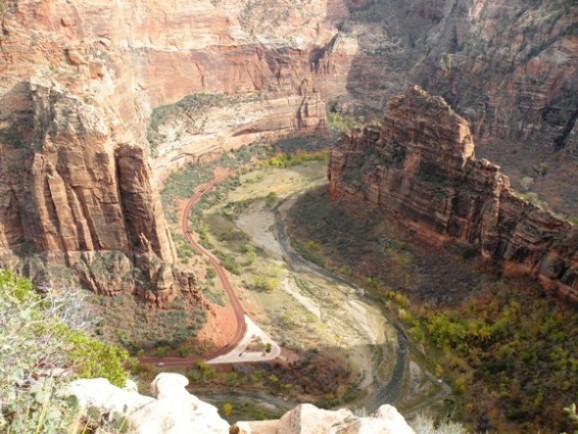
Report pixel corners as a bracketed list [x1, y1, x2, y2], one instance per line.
[272, 403, 415, 434]
[1, 0, 576, 296]
[0, 0, 352, 296]
[67, 373, 230, 433]
[1, 0, 354, 179]
[328, 86, 578, 299]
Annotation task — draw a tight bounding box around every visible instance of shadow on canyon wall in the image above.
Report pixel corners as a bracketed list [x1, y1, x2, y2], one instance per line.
[0, 81, 40, 259]
[338, 0, 578, 214]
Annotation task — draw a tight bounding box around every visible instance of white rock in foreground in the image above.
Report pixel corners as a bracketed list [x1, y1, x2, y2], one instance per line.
[274, 403, 415, 434]
[67, 373, 415, 434]
[67, 373, 230, 434]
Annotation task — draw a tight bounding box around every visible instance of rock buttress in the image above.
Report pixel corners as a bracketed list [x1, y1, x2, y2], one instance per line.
[328, 86, 578, 297]
[0, 81, 193, 304]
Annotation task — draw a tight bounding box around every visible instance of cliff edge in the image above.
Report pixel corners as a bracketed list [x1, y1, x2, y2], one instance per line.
[328, 86, 578, 298]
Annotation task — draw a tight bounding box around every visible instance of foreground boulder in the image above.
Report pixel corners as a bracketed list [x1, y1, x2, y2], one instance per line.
[234, 403, 414, 434]
[67, 373, 230, 433]
[67, 373, 415, 434]
[277, 403, 414, 434]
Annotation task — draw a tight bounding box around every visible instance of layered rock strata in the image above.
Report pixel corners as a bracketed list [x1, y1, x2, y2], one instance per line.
[1, 0, 352, 181]
[328, 86, 578, 298]
[334, 0, 578, 215]
[0, 0, 353, 294]
[0, 80, 195, 304]
[346, 0, 578, 149]
[1, 0, 577, 297]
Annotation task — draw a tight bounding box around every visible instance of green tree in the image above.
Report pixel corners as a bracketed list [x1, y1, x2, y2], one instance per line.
[265, 191, 279, 207]
[254, 276, 279, 293]
[206, 267, 216, 280]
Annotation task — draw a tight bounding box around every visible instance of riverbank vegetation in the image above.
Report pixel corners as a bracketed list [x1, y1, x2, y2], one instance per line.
[184, 349, 354, 406]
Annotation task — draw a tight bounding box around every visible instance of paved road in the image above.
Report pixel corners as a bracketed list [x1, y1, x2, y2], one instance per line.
[208, 315, 281, 364]
[141, 180, 248, 366]
[181, 181, 248, 361]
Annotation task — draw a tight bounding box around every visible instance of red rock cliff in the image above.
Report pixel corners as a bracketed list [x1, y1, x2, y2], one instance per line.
[328, 86, 578, 297]
[0, 80, 191, 303]
[1, 0, 576, 297]
[336, 0, 578, 214]
[0, 0, 351, 296]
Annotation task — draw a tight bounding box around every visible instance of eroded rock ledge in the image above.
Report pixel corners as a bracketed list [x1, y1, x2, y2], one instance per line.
[0, 0, 344, 297]
[328, 86, 578, 298]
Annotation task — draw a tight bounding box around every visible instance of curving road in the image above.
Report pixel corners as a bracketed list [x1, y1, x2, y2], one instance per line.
[181, 181, 248, 360]
[142, 174, 448, 413]
[141, 180, 248, 366]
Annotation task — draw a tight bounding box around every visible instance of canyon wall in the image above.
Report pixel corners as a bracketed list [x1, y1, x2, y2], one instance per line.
[328, 86, 578, 298]
[337, 0, 578, 215]
[0, 0, 353, 296]
[0, 0, 576, 296]
[0, 79, 194, 303]
[343, 0, 578, 149]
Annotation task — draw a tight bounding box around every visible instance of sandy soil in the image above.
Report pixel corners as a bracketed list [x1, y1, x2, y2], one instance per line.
[240, 198, 389, 390]
[237, 203, 284, 258]
[281, 277, 321, 320]
[213, 166, 232, 181]
[196, 303, 238, 350]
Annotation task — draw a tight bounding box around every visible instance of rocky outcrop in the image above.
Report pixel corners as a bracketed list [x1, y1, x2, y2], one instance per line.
[335, 0, 578, 215]
[67, 373, 230, 434]
[0, 80, 195, 304]
[342, 0, 578, 149]
[67, 373, 415, 434]
[328, 86, 578, 298]
[0, 0, 354, 293]
[1, 0, 353, 181]
[234, 404, 415, 433]
[272, 402, 414, 434]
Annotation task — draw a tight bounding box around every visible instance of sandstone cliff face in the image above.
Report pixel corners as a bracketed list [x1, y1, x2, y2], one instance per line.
[328, 86, 578, 298]
[336, 0, 578, 215]
[342, 0, 578, 150]
[0, 79, 194, 303]
[0, 0, 353, 295]
[1, 0, 576, 296]
[1, 0, 353, 180]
